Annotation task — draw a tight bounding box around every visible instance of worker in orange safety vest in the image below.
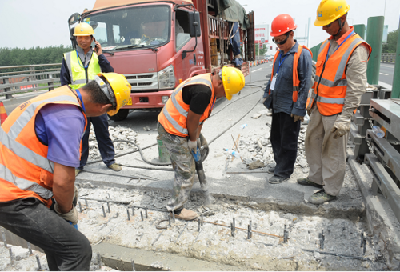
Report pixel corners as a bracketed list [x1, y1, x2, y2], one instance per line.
[298, 0, 371, 205]
[158, 67, 245, 221]
[262, 14, 313, 184]
[0, 73, 130, 270]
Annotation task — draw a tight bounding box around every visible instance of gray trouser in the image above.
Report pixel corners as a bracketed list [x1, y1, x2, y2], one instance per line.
[305, 105, 347, 196]
[0, 198, 92, 270]
[158, 124, 195, 211]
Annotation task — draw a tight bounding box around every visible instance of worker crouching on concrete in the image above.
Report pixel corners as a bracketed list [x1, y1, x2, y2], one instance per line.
[61, 22, 122, 176]
[262, 14, 313, 184]
[0, 73, 130, 270]
[158, 67, 245, 220]
[298, 0, 371, 204]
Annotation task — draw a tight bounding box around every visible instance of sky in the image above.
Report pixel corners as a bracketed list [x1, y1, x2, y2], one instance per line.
[0, 0, 399, 49]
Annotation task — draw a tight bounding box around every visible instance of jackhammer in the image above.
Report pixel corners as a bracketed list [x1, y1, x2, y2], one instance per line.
[191, 136, 211, 205]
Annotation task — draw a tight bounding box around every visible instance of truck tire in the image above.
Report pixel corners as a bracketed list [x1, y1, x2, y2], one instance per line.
[108, 109, 130, 122]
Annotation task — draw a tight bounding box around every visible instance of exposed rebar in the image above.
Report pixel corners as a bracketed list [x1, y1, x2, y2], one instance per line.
[2, 231, 7, 248]
[27, 242, 33, 255]
[36, 255, 42, 271]
[102, 206, 106, 218]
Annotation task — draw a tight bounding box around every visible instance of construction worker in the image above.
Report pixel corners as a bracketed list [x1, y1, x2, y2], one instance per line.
[262, 14, 313, 184]
[60, 22, 121, 176]
[158, 67, 245, 220]
[0, 73, 131, 270]
[298, 0, 371, 204]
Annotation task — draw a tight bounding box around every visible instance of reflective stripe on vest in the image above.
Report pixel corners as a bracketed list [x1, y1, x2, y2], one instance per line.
[269, 44, 312, 103]
[312, 33, 371, 115]
[0, 86, 86, 203]
[158, 74, 214, 137]
[0, 163, 53, 199]
[64, 51, 101, 89]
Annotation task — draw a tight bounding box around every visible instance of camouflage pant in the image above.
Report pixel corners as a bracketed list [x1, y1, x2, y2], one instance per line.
[158, 124, 195, 211]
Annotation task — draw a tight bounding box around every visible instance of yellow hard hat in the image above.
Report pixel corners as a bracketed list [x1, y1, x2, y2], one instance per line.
[220, 66, 245, 100]
[74, 22, 94, 36]
[95, 73, 131, 116]
[314, 0, 350, 26]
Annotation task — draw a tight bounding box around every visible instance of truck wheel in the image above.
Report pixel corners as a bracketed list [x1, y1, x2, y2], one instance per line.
[108, 109, 130, 122]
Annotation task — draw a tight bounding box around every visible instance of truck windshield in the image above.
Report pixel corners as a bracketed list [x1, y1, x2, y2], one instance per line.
[84, 5, 170, 50]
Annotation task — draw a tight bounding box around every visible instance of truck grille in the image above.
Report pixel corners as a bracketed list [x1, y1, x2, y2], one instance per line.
[124, 73, 158, 92]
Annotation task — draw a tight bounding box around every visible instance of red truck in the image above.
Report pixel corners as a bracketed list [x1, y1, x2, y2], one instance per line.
[69, 0, 255, 121]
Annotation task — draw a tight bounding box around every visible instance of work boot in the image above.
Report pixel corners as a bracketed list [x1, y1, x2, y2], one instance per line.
[308, 190, 337, 205]
[170, 208, 198, 221]
[297, 177, 323, 188]
[269, 175, 289, 184]
[108, 163, 122, 171]
[267, 166, 275, 174]
[75, 169, 82, 177]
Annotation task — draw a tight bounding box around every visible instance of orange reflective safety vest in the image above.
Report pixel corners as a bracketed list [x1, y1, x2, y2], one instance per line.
[307, 30, 371, 116]
[269, 44, 313, 103]
[158, 74, 215, 137]
[0, 86, 87, 207]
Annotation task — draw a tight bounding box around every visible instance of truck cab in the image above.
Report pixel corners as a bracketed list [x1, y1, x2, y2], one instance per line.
[69, 0, 254, 121]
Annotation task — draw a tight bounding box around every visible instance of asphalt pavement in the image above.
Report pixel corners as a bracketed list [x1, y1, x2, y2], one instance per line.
[379, 62, 395, 86]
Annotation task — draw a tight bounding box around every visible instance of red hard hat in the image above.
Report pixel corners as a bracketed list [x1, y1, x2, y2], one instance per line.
[270, 14, 297, 37]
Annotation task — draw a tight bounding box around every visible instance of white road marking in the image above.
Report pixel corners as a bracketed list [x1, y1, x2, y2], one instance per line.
[379, 73, 383, 75]
[251, 68, 262, 73]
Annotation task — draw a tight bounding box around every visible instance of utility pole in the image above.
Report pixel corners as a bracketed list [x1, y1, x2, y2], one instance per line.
[307, 17, 311, 48]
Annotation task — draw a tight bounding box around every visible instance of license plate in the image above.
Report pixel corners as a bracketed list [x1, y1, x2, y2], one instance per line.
[126, 98, 132, 106]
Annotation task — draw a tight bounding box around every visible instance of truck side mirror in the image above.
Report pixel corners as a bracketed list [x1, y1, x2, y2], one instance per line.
[68, 13, 81, 26]
[189, 11, 201, 38]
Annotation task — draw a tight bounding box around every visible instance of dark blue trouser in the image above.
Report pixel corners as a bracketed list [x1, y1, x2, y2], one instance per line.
[0, 198, 92, 270]
[78, 114, 115, 169]
[270, 112, 301, 178]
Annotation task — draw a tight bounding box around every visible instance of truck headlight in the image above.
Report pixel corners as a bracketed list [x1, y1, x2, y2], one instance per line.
[158, 65, 175, 90]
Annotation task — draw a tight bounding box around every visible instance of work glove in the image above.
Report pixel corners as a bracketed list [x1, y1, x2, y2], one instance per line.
[198, 134, 209, 162]
[331, 122, 350, 139]
[72, 186, 78, 207]
[290, 114, 304, 122]
[54, 202, 78, 225]
[187, 140, 198, 154]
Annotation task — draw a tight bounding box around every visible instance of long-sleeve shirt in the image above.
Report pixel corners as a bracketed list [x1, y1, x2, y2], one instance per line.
[263, 41, 312, 116]
[60, 46, 114, 86]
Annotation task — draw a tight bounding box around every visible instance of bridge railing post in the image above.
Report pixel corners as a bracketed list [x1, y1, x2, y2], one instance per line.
[366, 16, 384, 85]
[392, 23, 400, 98]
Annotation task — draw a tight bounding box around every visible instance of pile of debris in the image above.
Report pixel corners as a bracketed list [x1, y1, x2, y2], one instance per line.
[229, 118, 309, 173]
[88, 125, 138, 160]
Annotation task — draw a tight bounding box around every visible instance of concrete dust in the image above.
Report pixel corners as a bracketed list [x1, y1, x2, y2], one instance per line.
[71, 185, 385, 271]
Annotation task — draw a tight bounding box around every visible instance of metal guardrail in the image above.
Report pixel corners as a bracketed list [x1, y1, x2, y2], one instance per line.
[0, 63, 62, 99]
[364, 98, 400, 224]
[381, 53, 396, 63]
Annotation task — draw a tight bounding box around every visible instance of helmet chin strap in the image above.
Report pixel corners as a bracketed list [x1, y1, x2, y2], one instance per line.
[333, 18, 345, 39]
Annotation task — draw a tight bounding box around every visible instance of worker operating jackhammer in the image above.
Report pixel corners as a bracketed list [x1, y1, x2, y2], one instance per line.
[158, 67, 245, 221]
[0, 73, 130, 270]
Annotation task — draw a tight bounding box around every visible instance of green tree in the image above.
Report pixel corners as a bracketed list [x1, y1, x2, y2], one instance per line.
[256, 44, 268, 56]
[382, 29, 398, 53]
[0, 45, 72, 67]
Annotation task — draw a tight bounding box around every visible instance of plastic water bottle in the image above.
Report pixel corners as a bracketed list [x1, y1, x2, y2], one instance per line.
[224, 148, 240, 158]
[241, 124, 247, 129]
[231, 150, 240, 158]
[372, 126, 385, 138]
